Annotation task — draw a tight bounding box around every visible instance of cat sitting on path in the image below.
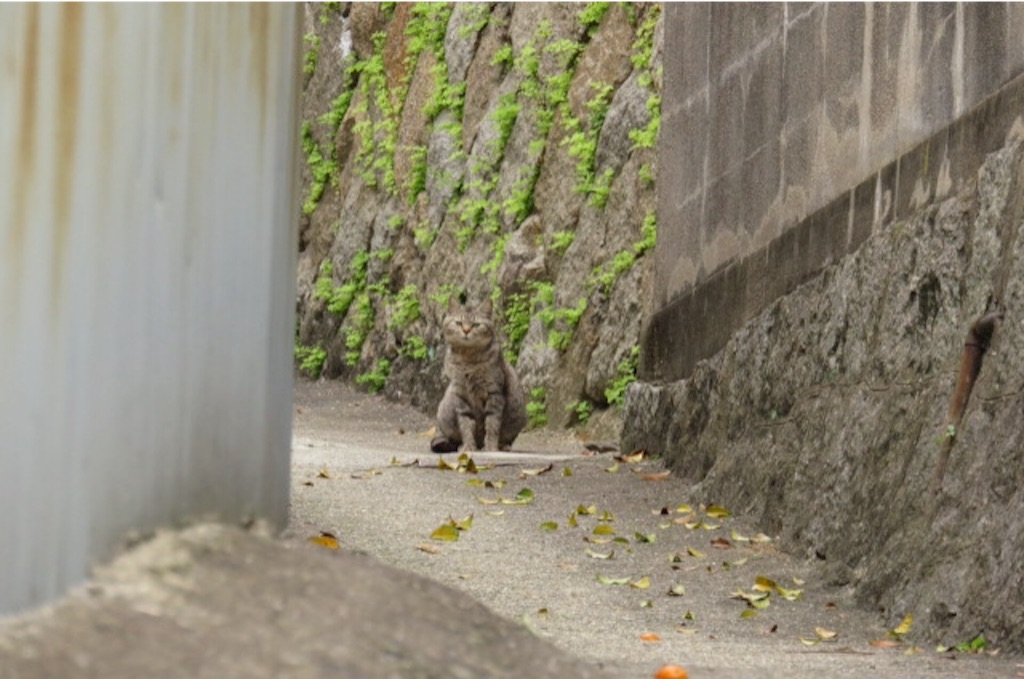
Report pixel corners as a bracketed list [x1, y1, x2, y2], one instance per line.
[431, 298, 527, 453]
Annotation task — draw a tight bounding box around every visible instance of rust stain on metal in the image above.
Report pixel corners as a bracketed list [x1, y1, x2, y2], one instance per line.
[250, 4, 270, 138]
[52, 3, 84, 306]
[11, 5, 40, 258]
[98, 4, 118, 162]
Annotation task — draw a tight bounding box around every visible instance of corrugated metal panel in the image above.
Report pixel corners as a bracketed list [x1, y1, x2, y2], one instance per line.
[0, 4, 302, 613]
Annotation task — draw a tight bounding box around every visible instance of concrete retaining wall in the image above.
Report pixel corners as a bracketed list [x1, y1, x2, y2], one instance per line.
[645, 3, 1024, 382]
[0, 4, 302, 613]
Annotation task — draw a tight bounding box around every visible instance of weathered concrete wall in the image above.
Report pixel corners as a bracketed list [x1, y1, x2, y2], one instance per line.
[646, 3, 1024, 382]
[0, 4, 302, 613]
[628, 1, 1024, 652]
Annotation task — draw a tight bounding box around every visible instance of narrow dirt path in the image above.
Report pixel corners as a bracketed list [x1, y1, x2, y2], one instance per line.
[284, 379, 1022, 679]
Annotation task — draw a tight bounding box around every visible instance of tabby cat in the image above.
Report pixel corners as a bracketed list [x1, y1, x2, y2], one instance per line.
[431, 298, 527, 453]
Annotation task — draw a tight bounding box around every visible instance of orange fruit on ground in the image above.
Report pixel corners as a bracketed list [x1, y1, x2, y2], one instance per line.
[654, 665, 689, 679]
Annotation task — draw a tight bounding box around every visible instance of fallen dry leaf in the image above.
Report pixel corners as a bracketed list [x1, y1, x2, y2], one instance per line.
[585, 548, 615, 560]
[520, 463, 553, 478]
[639, 632, 661, 642]
[705, 505, 732, 519]
[635, 469, 672, 481]
[730, 529, 750, 542]
[416, 542, 441, 554]
[308, 533, 340, 550]
[617, 450, 647, 463]
[869, 639, 903, 648]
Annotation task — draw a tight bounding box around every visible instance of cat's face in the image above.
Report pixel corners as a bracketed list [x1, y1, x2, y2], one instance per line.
[443, 300, 495, 350]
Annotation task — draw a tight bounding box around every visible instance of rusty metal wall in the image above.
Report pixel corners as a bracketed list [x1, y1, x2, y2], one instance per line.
[0, 4, 302, 613]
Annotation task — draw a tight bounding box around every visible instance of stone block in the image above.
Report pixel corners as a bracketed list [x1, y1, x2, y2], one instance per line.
[676, 93, 708, 199]
[741, 142, 782, 246]
[869, 4, 906, 150]
[707, 70, 746, 180]
[656, 193, 703, 308]
[782, 4, 823, 123]
[743, 43, 784, 161]
[674, 3, 709, 100]
[709, 3, 784, 74]
[913, 3, 956, 135]
[849, 173, 876, 252]
[962, 4, 1009, 107]
[824, 3, 865, 98]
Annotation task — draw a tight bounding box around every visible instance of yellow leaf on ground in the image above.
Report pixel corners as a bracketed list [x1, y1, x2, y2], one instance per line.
[731, 529, 750, 542]
[890, 613, 913, 637]
[430, 524, 460, 542]
[451, 514, 474, 531]
[308, 534, 340, 550]
[585, 548, 615, 560]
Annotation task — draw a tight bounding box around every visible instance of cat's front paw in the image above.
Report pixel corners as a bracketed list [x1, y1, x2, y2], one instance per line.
[430, 436, 459, 454]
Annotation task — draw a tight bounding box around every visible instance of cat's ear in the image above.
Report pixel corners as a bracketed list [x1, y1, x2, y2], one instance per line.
[476, 298, 493, 317]
[447, 296, 461, 315]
